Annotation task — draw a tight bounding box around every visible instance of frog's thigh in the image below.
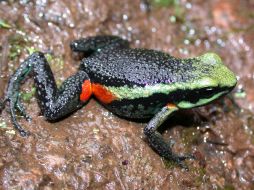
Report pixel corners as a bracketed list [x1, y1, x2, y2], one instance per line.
[7, 52, 91, 136]
[43, 70, 91, 120]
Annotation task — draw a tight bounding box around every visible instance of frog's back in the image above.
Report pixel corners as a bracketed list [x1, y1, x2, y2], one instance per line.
[81, 48, 196, 87]
[80, 48, 198, 119]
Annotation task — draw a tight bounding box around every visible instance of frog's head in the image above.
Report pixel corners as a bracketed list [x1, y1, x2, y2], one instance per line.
[177, 53, 237, 109]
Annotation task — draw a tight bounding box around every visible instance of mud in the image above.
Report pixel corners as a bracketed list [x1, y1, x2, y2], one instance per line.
[0, 0, 254, 189]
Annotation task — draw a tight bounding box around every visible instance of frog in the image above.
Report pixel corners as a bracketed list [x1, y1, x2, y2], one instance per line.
[4, 35, 237, 168]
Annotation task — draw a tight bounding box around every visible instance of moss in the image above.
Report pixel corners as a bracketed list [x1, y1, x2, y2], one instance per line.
[173, 3, 185, 23]
[151, 0, 185, 23]
[192, 167, 207, 187]
[181, 127, 200, 150]
[8, 34, 28, 61]
[0, 19, 11, 29]
[26, 46, 39, 55]
[162, 158, 178, 169]
[45, 53, 65, 87]
[230, 24, 254, 34]
[20, 87, 36, 102]
[151, 0, 178, 7]
[45, 53, 53, 62]
[8, 44, 23, 60]
[53, 57, 64, 70]
[218, 184, 235, 190]
[45, 53, 64, 71]
[246, 115, 254, 145]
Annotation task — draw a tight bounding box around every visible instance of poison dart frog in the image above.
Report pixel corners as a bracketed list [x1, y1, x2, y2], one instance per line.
[5, 35, 237, 168]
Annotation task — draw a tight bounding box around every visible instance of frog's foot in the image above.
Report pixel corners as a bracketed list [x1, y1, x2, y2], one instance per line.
[13, 123, 30, 137]
[170, 154, 195, 170]
[8, 93, 30, 137]
[166, 140, 195, 169]
[9, 105, 30, 137]
[144, 105, 195, 169]
[153, 139, 195, 169]
[6, 52, 41, 136]
[145, 130, 195, 169]
[168, 139, 176, 148]
[15, 94, 31, 121]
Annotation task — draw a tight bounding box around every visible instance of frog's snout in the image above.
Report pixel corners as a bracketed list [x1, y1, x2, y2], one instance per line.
[70, 40, 79, 51]
[199, 52, 237, 89]
[216, 66, 237, 89]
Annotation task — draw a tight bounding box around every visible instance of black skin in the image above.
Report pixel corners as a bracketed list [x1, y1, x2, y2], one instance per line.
[5, 36, 194, 168]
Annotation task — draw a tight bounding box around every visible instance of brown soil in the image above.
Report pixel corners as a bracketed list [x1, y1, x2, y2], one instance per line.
[0, 0, 254, 189]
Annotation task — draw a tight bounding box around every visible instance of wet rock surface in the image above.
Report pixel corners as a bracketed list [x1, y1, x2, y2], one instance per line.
[0, 0, 254, 189]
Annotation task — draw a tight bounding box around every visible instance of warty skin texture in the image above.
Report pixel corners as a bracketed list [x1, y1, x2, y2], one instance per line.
[5, 35, 237, 168]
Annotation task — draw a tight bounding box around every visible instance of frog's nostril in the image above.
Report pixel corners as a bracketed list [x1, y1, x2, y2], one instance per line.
[70, 41, 79, 51]
[70, 41, 78, 50]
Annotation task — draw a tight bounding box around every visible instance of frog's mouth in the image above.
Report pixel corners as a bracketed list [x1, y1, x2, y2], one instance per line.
[176, 87, 233, 109]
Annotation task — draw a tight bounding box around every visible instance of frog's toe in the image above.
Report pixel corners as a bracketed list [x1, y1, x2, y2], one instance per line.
[172, 154, 196, 170]
[20, 129, 30, 137]
[15, 95, 31, 121]
[176, 159, 189, 170]
[167, 139, 176, 148]
[16, 102, 31, 121]
[177, 154, 196, 161]
[8, 94, 30, 136]
[11, 109, 30, 137]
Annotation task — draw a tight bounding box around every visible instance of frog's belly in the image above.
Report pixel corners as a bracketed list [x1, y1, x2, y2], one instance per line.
[92, 84, 170, 118]
[103, 97, 167, 119]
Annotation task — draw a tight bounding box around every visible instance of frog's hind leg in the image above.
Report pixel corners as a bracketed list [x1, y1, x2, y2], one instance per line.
[70, 35, 129, 54]
[144, 104, 195, 169]
[6, 52, 91, 136]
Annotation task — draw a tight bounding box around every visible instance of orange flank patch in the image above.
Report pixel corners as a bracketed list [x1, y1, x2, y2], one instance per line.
[80, 80, 92, 102]
[166, 103, 177, 109]
[92, 83, 117, 104]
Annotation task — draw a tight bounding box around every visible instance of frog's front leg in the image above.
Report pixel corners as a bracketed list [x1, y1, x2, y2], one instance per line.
[144, 104, 194, 169]
[70, 35, 129, 54]
[6, 52, 91, 136]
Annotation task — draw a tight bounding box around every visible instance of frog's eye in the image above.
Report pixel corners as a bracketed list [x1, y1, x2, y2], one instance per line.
[205, 88, 213, 92]
[195, 87, 219, 100]
[205, 88, 215, 92]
